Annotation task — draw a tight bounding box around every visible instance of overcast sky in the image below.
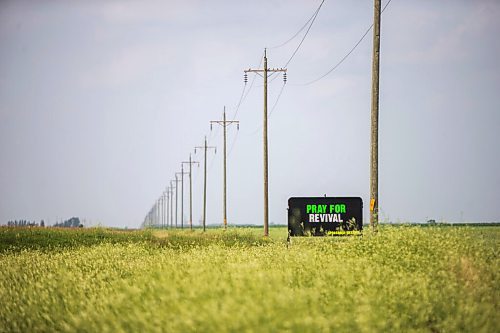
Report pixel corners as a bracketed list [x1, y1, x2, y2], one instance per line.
[1, 0, 499, 228]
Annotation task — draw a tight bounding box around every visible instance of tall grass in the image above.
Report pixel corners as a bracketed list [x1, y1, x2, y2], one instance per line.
[0, 226, 498, 332]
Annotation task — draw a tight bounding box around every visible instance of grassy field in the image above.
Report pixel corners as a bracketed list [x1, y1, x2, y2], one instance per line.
[0, 226, 498, 332]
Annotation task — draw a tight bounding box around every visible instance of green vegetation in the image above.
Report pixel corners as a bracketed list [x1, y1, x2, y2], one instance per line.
[0, 227, 154, 252]
[0, 226, 498, 332]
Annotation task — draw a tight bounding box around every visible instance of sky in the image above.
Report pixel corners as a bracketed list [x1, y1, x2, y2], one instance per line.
[0, 0, 499, 228]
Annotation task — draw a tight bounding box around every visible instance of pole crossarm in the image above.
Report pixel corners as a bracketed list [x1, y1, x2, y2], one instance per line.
[244, 68, 287, 75]
[182, 161, 199, 166]
[194, 146, 217, 153]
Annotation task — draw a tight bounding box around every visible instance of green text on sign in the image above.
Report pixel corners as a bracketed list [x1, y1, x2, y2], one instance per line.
[306, 204, 346, 214]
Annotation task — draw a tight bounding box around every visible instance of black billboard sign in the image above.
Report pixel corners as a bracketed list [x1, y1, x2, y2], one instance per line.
[288, 197, 363, 236]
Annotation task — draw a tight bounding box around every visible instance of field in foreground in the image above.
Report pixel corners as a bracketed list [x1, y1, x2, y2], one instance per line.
[0, 226, 498, 332]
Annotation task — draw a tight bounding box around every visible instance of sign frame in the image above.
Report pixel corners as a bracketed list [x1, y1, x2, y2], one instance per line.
[288, 197, 363, 236]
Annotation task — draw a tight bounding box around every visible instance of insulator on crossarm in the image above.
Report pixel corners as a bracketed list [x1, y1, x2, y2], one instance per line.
[244, 73, 248, 84]
[283, 72, 287, 84]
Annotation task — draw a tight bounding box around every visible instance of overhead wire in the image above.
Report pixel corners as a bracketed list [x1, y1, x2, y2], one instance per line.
[283, 0, 325, 68]
[268, 83, 287, 118]
[245, 81, 287, 137]
[232, 52, 264, 120]
[227, 130, 239, 157]
[295, 0, 394, 86]
[266, 0, 325, 85]
[268, 3, 319, 50]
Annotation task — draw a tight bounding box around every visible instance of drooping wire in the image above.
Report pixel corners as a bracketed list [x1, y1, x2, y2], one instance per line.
[267, 0, 322, 50]
[246, 81, 287, 136]
[227, 130, 239, 157]
[283, 0, 325, 68]
[295, 0, 394, 86]
[268, 83, 287, 118]
[231, 84, 246, 120]
[231, 52, 264, 121]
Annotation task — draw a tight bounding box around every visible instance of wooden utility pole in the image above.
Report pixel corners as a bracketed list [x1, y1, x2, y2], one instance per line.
[156, 199, 160, 225]
[176, 170, 189, 229]
[163, 190, 167, 228]
[210, 107, 239, 230]
[165, 186, 170, 229]
[169, 183, 175, 228]
[244, 49, 287, 237]
[195, 136, 216, 232]
[155, 200, 159, 227]
[182, 155, 199, 231]
[160, 194, 164, 228]
[370, 0, 381, 232]
[173, 176, 181, 228]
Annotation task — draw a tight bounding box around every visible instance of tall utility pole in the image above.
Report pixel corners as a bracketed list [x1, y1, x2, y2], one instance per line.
[169, 183, 175, 228]
[182, 154, 199, 231]
[210, 107, 239, 230]
[370, 0, 381, 232]
[244, 49, 287, 237]
[176, 170, 188, 229]
[173, 176, 181, 228]
[195, 136, 216, 232]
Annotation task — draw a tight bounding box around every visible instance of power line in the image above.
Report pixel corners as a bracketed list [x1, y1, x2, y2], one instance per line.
[227, 130, 239, 157]
[283, 0, 325, 68]
[265, 0, 324, 85]
[268, 0, 323, 49]
[269, 83, 287, 118]
[295, 0, 394, 86]
[245, 82, 287, 137]
[232, 53, 264, 120]
[230, 83, 247, 120]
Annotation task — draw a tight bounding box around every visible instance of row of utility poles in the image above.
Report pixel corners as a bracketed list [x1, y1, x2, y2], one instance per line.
[144, 0, 382, 234]
[142, 108, 240, 232]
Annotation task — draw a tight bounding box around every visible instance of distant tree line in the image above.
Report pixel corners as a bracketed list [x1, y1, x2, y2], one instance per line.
[53, 217, 82, 228]
[7, 220, 44, 227]
[6, 217, 83, 228]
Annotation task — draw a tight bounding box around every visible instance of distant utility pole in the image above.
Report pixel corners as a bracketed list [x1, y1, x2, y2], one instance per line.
[210, 106, 239, 230]
[176, 170, 189, 229]
[182, 154, 199, 231]
[159, 196, 163, 228]
[195, 136, 216, 232]
[169, 183, 175, 228]
[370, 0, 381, 232]
[155, 199, 160, 226]
[165, 186, 170, 229]
[173, 176, 181, 228]
[163, 189, 167, 228]
[156, 199, 160, 227]
[244, 49, 287, 237]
